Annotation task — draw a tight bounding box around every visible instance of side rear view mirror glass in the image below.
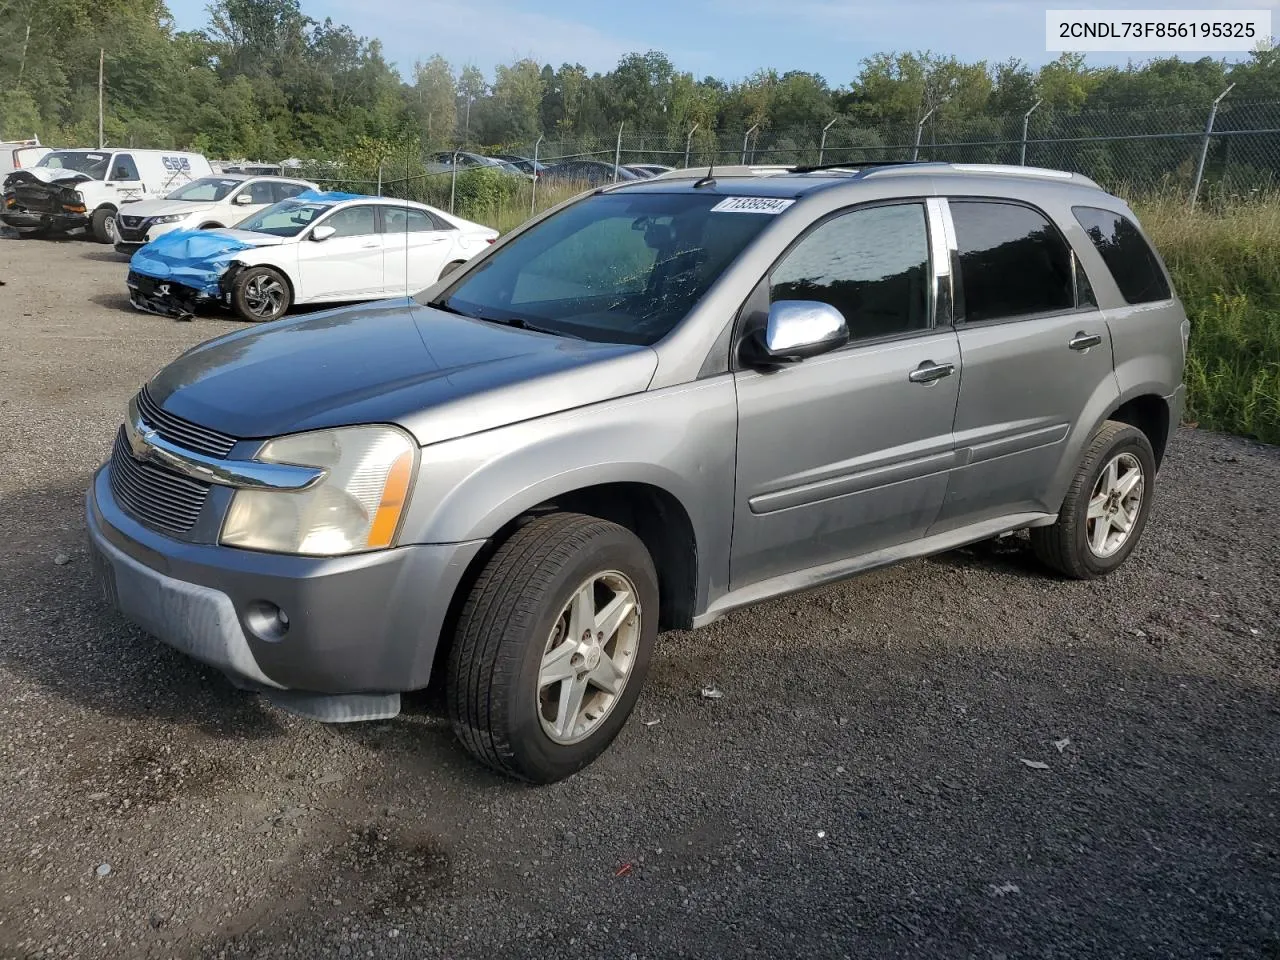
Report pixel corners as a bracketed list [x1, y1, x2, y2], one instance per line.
[310, 225, 337, 242]
[745, 300, 849, 368]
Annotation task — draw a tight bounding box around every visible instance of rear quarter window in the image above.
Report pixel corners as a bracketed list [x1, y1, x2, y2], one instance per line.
[1072, 206, 1171, 305]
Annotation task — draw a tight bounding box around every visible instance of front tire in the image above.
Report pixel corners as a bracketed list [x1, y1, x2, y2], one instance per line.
[230, 265, 291, 322]
[90, 207, 117, 244]
[1031, 420, 1156, 579]
[447, 513, 659, 783]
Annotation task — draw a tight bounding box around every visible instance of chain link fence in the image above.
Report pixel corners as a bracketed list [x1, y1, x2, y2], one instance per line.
[244, 95, 1280, 218]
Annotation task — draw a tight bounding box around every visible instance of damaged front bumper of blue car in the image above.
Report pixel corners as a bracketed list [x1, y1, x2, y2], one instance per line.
[126, 229, 261, 320]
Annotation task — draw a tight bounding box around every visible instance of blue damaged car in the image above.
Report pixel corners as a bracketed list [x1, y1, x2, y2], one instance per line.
[126, 189, 498, 321]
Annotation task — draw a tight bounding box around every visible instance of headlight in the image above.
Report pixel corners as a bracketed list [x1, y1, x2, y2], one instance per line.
[220, 425, 416, 556]
[151, 213, 190, 225]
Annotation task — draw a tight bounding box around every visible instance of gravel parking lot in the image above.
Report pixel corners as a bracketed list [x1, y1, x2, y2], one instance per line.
[0, 234, 1277, 960]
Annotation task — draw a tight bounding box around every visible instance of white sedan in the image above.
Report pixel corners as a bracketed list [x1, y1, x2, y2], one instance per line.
[126, 192, 499, 322]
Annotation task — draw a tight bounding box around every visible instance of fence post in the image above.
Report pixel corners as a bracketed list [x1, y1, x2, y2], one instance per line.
[376, 158, 383, 197]
[912, 106, 936, 162]
[449, 150, 458, 214]
[1191, 83, 1235, 208]
[530, 134, 543, 216]
[613, 122, 624, 182]
[684, 122, 699, 168]
[818, 117, 838, 166]
[1020, 99, 1042, 166]
[742, 123, 759, 164]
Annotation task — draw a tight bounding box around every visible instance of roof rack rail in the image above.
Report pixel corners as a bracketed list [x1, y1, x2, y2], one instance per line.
[787, 160, 938, 175]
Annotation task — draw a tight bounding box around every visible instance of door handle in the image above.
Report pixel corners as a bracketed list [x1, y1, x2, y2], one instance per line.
[1069, 332, 1103, 351]
[908, 361, 956, 384]
[361, 241, 380, 249]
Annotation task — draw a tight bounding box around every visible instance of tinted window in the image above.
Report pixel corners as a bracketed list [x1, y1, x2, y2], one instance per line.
[771, 203, 931, 340]
[951, 201, 1074, 322]
[322, 205, 378, 238]
[273, 181, 310, 202]
[239, 180, 277, 204]
[1072, 206, 1171, 304]
[384, 207, 436, 233]
[111, 154, 140, 181]
[432, 192, 772, 345]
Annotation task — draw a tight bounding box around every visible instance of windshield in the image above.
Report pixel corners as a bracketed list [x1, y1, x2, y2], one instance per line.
[426, 192, 774, 345]
[35, 151, 110, 178]
[167, 177, 241, 202]
[235, 198, 330, 237]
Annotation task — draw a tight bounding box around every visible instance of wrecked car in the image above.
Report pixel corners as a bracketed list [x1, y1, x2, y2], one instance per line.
[126, 190, 498, 322]
[2, 148, 211, 243]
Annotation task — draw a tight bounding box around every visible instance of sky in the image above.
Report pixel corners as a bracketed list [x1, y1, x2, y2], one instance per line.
[163, 0, 1276, 82]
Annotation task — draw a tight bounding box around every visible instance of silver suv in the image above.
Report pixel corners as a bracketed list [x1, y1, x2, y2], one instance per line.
[87, 162, 1188, 783]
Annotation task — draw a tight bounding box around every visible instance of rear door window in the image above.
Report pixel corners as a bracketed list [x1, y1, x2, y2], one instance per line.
[950, 201, 1075, 323]
[1072, 206, 1171, 304]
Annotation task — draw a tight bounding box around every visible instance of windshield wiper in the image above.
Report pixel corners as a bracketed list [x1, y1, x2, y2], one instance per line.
[428, 299, 580, 339]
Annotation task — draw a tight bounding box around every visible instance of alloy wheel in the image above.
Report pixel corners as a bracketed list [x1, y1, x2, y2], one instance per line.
[537, 571, 642, 745]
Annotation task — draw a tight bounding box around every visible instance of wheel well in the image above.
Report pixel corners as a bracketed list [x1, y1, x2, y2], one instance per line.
[198, 222, 224, 230]
[424, 482, 698, 697]
[1110, 394, 1171, 467]
[228, 260, 295, 301]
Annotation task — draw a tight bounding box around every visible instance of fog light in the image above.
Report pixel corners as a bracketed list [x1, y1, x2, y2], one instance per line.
[245, 600, 290, 643]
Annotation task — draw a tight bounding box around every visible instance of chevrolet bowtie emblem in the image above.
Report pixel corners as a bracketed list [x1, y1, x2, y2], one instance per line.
[125, 417, 159, 460]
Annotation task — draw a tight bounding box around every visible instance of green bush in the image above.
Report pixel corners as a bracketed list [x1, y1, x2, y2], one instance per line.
[1138, 192, 1280, 444]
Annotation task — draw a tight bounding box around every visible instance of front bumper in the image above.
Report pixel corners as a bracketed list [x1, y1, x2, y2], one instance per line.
[126, 271, 218, 319]
[0, 210, 88, 232]
[87, 465, 485, 701]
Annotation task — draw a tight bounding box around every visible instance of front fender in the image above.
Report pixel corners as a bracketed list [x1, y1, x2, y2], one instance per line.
[400, 376, 740, 616]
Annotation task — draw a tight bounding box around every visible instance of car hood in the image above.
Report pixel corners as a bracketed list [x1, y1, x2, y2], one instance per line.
[130, 228, 287, 294]
[12, 167, 94, 185]
[146, 299, 659, 445]
[120, 198, 214, 218]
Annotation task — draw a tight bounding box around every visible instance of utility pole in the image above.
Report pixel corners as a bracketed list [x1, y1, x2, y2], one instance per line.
[742, 123, 759, 164]
[98, 49, 105, 150]
[17, 24, 31, 89]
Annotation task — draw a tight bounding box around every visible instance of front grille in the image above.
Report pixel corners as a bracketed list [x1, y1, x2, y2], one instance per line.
[118, 214, 147, 229]
[108, 429, 211, 535]
[136, 385, 237, 458]
[11, 186, 59, 214]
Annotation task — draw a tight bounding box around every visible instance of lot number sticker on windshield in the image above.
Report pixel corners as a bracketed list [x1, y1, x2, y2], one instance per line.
[710, 197, 795, 214]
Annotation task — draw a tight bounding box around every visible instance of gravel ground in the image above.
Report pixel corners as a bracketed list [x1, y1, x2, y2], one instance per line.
[0, 235, 1277, 960]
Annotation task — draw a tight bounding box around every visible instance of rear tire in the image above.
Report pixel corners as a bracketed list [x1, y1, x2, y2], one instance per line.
[230, 265, 291, 322]
[1031, 420, 1156, 580]
[447, 513, 659, 783]
[90, 207, 117, 244]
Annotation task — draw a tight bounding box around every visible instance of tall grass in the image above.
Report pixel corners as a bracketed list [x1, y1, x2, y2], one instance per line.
[1137, 191, 1280, 444]
[452, 183, 1280, 446]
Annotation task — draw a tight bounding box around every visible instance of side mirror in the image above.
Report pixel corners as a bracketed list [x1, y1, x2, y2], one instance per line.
[310, 225, 336, 242]
[744, 300, 849, 368]
[233, 193, 253, 205]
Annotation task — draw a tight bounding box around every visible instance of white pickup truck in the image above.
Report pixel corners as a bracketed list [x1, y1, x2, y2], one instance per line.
[1, 148, 211, 242]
